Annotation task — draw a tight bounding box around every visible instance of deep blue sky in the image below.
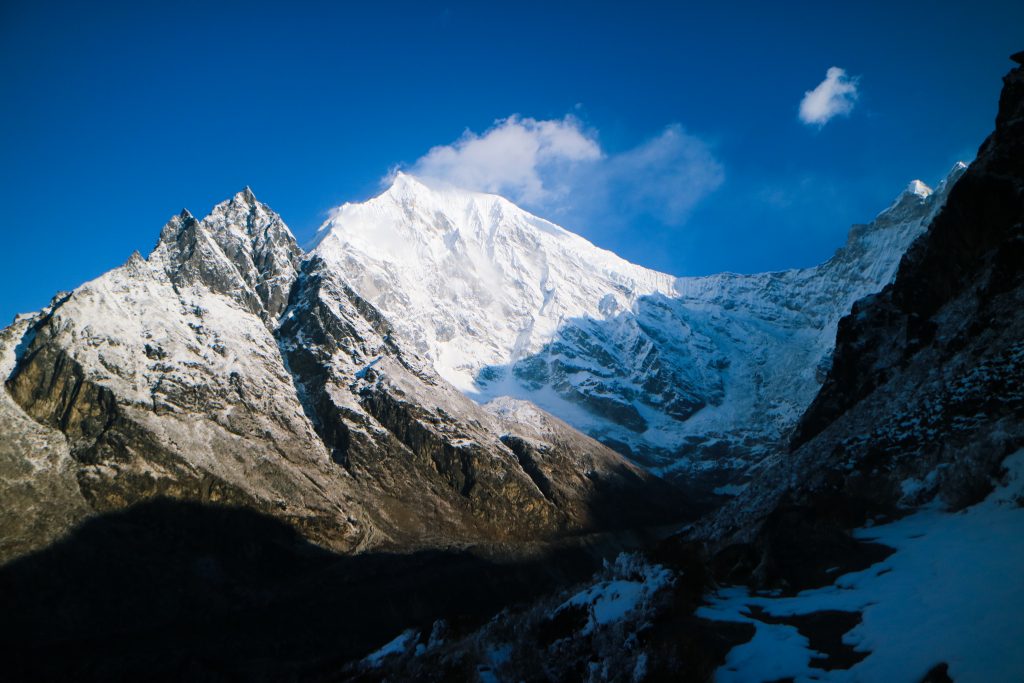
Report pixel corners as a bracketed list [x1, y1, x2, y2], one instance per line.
[1, 0, 1021, 323]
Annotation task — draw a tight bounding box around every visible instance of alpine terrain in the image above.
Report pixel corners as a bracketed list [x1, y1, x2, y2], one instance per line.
[0, 45, 1021, 683]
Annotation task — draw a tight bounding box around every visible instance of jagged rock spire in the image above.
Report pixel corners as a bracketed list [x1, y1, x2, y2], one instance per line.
[150, 189, 303, 323]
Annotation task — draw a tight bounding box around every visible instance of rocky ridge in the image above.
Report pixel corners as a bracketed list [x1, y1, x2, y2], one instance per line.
[0, 189, 680, 564]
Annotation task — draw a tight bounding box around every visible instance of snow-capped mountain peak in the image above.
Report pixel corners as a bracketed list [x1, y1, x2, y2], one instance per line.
[312, 173, 676, 393]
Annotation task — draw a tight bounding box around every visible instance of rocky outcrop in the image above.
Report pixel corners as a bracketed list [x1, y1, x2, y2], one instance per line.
[276, 255, 560, 545]
[153, 188, 302, 323]
[793, 58, 1024, 451]
[0, 315, 91, 562]
[485, 397, 688, 530]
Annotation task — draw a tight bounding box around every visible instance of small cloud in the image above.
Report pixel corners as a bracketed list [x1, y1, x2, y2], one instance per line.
[410, 115, 601, 205]
[799, 67, 859, 127]
[405, 116, 722, 232]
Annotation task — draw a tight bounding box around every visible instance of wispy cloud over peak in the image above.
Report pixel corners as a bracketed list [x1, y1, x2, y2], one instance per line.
[409, 115, 601, 205]
[402, 115, 723, 235]
[799, 67, 859, 127]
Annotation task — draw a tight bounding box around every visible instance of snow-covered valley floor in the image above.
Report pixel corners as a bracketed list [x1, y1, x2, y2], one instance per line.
[698, 450, 1024, 682]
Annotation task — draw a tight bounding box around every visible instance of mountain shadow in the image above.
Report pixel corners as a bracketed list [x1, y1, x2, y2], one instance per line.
[473, 290, 819, 507]
[0, 499, 625, 681]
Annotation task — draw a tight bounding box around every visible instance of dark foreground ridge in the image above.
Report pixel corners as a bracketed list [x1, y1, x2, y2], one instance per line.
[0, 498, 627, 680]
[704, 53, 1024, 587]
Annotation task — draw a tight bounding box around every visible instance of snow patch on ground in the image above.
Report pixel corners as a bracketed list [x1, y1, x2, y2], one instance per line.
[557, 553, 674, 635]
[698, 449, 1024, 682]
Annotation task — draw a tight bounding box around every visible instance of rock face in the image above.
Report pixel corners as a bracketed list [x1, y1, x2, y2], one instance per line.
[0, 316, 91, 562]
[0, 190, 683, 564]
[484, 397, 683, 528]
[154, 187, 301, 323]
[312, 166, 962, 491]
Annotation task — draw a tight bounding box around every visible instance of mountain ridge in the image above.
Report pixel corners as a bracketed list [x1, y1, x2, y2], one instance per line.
[0, 186, 682, 565]
[0, 94, 1009, 683]
[0, 145, 971, 555]
[311, 162, 967, 498]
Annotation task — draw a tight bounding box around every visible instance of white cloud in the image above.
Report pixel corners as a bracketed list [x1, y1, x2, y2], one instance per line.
[409, 115, 601, 205]
[799, 67, 859, 126]
[405, 116, 723, 231]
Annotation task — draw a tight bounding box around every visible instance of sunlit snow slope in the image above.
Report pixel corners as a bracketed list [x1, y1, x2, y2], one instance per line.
[313, 172, 677, 392]
[313, 167, 965, 489]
